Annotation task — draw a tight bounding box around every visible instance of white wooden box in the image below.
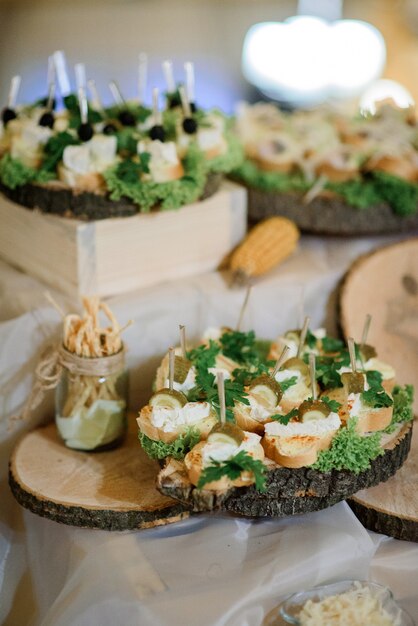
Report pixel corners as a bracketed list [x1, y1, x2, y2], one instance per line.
[0, 181, 247, 298]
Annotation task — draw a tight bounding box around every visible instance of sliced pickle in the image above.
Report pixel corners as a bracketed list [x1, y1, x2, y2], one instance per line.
[341, 372, 365, 394]
[149, 388, 188, 409]
[249, 375, 282, 407]
[360, 344, 377, 362]
[208, 422, 245, 446]
[298, 399, 330, 422]
[174, 356, 192, 384]
[282, 357, 310, 381]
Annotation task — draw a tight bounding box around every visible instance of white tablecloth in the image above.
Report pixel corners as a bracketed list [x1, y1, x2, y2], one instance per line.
[1, 233, 417, 626]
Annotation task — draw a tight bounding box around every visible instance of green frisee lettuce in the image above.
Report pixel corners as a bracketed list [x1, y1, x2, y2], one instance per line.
[138, 428, 200, 460]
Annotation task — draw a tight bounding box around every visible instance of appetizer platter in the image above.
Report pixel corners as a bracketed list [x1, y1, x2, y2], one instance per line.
[0, 54, 242, 219]
[231, 102, 418, 234]
[0, 54, 247, 297]
[339, 238, 418, 541]
[138, 319, 414, 517]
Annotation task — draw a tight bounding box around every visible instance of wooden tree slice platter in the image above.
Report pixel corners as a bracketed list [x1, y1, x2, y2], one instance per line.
[9, 420, 190, 531]
[348, 424, 418, 542]
[157, 423, 413, 517]
[339, 238, 418, 414]
[0, 172, 222, 221]
[244, 186, 418, 235]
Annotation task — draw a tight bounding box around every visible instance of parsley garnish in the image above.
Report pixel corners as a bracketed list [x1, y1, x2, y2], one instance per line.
[365, 370, 383, 389]
[306, 329, 317, 349]
[279, 376, 298, 392]
[321, 336, 345, 353]
[314, 356, 343, 389]
[197, 450, 267, 492]
[270, 408, 298, 424]
[115, 156, 151, 185]
[187, 340, 220, 369]
[361, 388, 393, 408]
[321, 396, 342, 412]
[219, 330, 258, 365]
[41, 131, 80, 173]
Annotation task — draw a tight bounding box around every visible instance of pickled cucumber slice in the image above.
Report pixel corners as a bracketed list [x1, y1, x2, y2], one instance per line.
[282, 357, 310, 380]
[341, 372, 365, 394]
[174, 356, 192, 384]
[149, 388, 188, 409]
[249, 375, 282, 407]
[360, 344, 377, 362]
[208, 422, 245, 445]
[298, 400, 330, 422]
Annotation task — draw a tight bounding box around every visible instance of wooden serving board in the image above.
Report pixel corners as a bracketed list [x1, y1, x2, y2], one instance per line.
[9, 420, 190, 531]
[244, 186, 418, 235]
[349, 421, 418, 542]
[339, 238, 418, 414]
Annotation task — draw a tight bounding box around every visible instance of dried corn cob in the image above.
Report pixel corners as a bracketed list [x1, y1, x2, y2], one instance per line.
[230, 217, 300, 285]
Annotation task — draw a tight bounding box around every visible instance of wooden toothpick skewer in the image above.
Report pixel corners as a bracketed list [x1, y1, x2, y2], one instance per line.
[272, 345, 290, 378]
[361, 314, 372, 347]
[179, 325, 187, 358]
[309, 353, 317, 401]
[74, 63, 86, 92]
[348, 337, 357, 373]
[236, 286, 252, 332]
[184, 61, 195, 104]
[8, 75, 21, 109]
[87, 79, 104, 114]
[138, 52, 147, 104]
[217, 371, 226, 424]
[53, 50, 71, 97]
[168, 347, 175, 391]
[179, 85, 192, 118]
[297, 316, 310, 359]
[152, 87, 162, 125]
[44, 291, 65, 318]
[162, 59, 176, 93]
[109, 80, 125, 107]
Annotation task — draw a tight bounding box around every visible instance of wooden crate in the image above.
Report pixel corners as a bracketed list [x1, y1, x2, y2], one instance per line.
[0, 181, 247, 298]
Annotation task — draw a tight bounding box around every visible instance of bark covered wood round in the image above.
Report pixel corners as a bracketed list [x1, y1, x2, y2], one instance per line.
[157, 423, 413, 516]
[245, 187, 418, 234]
[0, 172, 222, 221]
[9, 421, 190, 531]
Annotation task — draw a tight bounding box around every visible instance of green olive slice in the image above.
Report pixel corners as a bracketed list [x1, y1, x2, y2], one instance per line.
[249, 374, 283, 407]
[174, 356, 192, 384]
[149, 388, 188, 409]
[284, 329, 301, 343]
[298, 399, 330, 422]
[208, 422, 245, 446]
[341, 372, 365, 394]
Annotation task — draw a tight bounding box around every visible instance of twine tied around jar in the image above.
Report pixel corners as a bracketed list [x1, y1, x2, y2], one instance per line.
[14, 343, 126, 424]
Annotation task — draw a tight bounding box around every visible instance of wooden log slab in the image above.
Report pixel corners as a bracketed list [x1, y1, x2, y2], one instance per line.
[0, 172, 222, 221]
[9, 420, 190, 531]
[157, 422, 413, 517]
[348, 424, 418, 542]
[244, 186, 418, 235]
[338, 238, 418, 414]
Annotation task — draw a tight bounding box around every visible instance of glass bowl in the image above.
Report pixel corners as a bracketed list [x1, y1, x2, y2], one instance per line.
[279, 580, 414, 626]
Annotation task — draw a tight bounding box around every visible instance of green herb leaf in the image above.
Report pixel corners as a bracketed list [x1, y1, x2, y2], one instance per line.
[321, 336, 345, 353]
[280, 376, 298, 392]
[314, 356, 343, 389]
[139, 151, 151, 173]
[187, 340, 220, 369]
[138, 428, 200, 460]
[365, 370, 383, 389]
[384, 384, 414, 433]
[219, 329, 258, 365]
[306, 329, 317, 349]
[270, 408, 298, 424]
[361, 388, 393, 408]
[197, 450, 267, 492]
[41, 131, 80, 173]
[321, 396, 342, 412]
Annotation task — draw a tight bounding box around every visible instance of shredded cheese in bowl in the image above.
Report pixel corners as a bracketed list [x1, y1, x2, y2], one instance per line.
[280, 581, 408, 626]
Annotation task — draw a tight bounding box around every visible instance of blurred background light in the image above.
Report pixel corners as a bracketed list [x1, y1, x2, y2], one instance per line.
[242, 14, 386, 107]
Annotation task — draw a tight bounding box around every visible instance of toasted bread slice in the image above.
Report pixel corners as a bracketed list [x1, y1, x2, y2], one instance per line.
[137, 404, 217, 444]
[233, 403, 269, 435]
[184, 439, 265, 490]
[320, 388, 393, 433]
[262, 432, 335, 469]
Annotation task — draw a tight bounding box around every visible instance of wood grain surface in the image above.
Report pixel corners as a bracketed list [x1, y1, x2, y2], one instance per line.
[9, 418, 190, 531]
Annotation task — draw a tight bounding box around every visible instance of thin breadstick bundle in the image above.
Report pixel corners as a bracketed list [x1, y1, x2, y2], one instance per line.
[56, 297, 131, 451]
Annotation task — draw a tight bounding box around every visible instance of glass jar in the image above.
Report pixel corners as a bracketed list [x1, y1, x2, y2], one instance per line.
[55, 352, 129, 451]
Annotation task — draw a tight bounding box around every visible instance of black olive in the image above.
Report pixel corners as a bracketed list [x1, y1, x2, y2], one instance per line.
[149, 125, 166, 142]
[103, 123, 117, 135]
[39, 111, 55, 128]
[182, 117, 197, 134]
[78, 122, 94, 142]
[118, 110, 136, 126]
[2, 107, 17, 126]
[190, 102, 197, 113]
